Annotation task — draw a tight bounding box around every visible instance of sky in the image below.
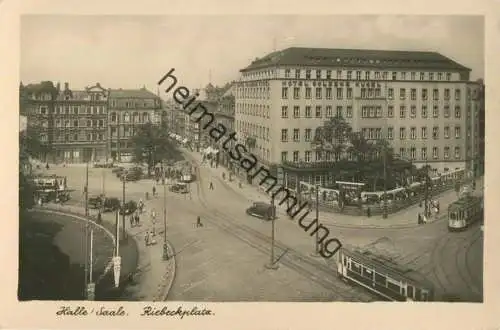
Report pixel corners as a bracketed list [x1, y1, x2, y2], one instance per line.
[20, 15, 484, 99]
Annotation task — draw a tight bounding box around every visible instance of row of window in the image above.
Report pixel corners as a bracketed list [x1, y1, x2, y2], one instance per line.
[281, 105, 352, 119]
[53, 133, 105, 142]
[54, 119, 105, 128]
[281, 86, 464, 101]
[279, 124, 468, 143]
[236, 104, 271, 118]
[388, 88, 462, 101]
[38, 105, 106, 115]
[280, 146, 462, 163]
[282, 69, 453, 82]
[376, 125, 468, 140]
[236, 121, 270, 141]
[276, 104, 463, 119]
[110, 112, 151, 123]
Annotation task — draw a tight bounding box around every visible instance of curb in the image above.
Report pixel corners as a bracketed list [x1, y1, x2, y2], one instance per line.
[30, 208, 117, 284]
[154, 239, 176, 301]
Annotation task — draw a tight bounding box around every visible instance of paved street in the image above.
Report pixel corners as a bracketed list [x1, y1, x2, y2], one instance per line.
[39, 157, 483, 301]
[182, 149, 484, 302]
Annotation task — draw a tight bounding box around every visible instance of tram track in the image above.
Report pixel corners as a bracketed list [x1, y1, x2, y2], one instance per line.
[193, 165, 375, 302]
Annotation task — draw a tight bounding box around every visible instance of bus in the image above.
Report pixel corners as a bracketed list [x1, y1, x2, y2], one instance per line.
[337, 246, 435, 301]
[448, 195, 483, 232]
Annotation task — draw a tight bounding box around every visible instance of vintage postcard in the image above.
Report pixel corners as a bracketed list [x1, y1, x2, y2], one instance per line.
[1, 0, 499, 329]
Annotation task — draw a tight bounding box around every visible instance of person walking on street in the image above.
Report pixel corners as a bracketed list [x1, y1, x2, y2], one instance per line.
[152, 185, 156, 198]
[196, 216, 203, 227]
[209, 181, 214, 190]
[130, 213, 135, 228]
[135, 212, 140, 226]
[145, 230, 150, 246]
[97, 211, 102, 224]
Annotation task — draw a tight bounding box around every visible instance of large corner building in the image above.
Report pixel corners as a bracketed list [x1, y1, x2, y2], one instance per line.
[234, 47, 484, 188]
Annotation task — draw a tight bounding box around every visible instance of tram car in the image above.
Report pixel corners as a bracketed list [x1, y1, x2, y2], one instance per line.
[447, 195, 483, 232]
[337, 247, 434, 301]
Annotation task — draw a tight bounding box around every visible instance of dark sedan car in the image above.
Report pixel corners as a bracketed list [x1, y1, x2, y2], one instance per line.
[245, 202, 276, 221]
[169, 183, 189, 194]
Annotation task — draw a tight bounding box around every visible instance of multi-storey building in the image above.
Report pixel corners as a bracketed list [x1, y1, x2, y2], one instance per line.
[184, 97, 218, 151]
[20, 81, 109, 163]
[20, 81, 58, 162]
[107, 88, 162, 162]
[235, 47, 483, 188]
[52, 82, 109, 163]
[215, 86, 235, 168]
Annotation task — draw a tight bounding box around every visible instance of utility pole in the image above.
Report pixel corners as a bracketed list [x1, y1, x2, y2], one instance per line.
[84, 161, 89, 299]
[424, 160, 429, 218]
[122, 171, 126, 239]
[86, 228, 95, 301]
[162, 162, 169, 260]
[312, 184, 321, 257]
[382, 144, 388, 219]
[265, 194, 278, 270]
[85, 162, 89, 216]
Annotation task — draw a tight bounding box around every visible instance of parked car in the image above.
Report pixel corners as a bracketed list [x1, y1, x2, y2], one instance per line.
[93, 160, 114, 168]
[169, 182, 189, 194]
[245, 202, 276, 221]
[120, 167, 143, 181]
[119, 200, 138, 215]
[88, 195, 121, 212]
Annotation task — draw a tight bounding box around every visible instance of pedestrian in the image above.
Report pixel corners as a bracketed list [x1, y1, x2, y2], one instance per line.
[45, 162, 49, 170]
[145, 230, 150, 246]
[152, 185, 156, 197]
[209, 181, 214, 190]
[196, 216, 203, 227]
[97, 211, 102, 224]
[436, 201, 440, 214]
[145, 191, 149, 200]
[222, 172, 226, 180]
[366, 207, 371, 218]
[417, 213, 422, 225]
[135, 213, 140, 226]
[130, 214, 134, 228]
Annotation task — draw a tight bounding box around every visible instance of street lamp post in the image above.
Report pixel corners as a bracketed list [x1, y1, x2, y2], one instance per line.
[424, 160, 430, 218]
[162, 163, 169, 260]
[265, 194, 278, 270]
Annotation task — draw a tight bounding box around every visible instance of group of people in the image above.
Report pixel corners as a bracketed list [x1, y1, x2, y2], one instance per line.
[417, 199, 440, 225]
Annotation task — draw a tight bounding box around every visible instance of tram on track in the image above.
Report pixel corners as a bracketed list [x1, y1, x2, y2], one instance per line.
[447, 195, 483, 232]
[337, 247, 435, 301]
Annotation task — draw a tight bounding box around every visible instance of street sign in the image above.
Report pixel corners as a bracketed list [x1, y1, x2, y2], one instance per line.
[113, 256, 121, 288]
[86, 282, 95, 300]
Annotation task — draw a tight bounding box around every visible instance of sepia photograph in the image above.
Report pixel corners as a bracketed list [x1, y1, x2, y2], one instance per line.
[17, 13, 485, 306]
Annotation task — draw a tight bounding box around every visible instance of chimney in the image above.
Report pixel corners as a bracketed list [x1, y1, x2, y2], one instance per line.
[64, 82, 69, 90]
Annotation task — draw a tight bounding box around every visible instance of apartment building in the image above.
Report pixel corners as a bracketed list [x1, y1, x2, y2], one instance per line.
[235, 47, 483, 187]
[20, 81, 164, 163]
[20, 81, 108, 163]
[107, 87, 162, 162]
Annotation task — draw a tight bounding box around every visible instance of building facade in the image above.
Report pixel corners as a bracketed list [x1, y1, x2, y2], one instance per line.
[235, 47, 483, 187]
[107, 88, 162, 162]
[20, 82, 162, 163]
[214, 87, 235, 168]
[20, 81, 109, 163]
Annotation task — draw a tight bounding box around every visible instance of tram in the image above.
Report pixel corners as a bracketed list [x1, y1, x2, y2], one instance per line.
[337, 247, 435, 301]
[447, 195, 483, 232]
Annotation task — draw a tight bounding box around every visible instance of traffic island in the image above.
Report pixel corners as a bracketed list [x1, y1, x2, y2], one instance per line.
[25, 206, 139, 301]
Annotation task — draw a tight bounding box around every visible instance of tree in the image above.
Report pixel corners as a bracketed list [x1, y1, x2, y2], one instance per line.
[313, 115, 352, 160]
[19, 130, 49, 211]
[130, 122, 180, 176]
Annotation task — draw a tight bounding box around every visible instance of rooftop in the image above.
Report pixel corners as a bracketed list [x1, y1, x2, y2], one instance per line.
[109, 87, 159, 99]
[241, 47, 470, 72]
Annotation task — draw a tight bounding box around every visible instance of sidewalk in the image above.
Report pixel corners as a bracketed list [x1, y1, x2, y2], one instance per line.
[183, 148, 483, 229]
[41, 202, 175, 301]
